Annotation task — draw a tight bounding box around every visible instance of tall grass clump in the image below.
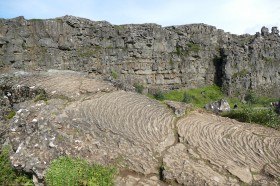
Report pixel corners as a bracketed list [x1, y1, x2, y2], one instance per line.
[45, 156, 116, 186]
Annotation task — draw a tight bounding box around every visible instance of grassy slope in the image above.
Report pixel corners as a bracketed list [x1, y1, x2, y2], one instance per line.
[150, 85, 280, 130]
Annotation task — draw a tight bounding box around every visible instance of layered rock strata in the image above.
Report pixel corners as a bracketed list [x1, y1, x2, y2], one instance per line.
[0, 16, 279, 97]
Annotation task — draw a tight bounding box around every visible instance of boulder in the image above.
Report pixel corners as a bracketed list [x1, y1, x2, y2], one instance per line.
[261, 26, 269, 36]
[164, 100, 191, 117]
[205, 99, 230, 112]
[271, 27, 279, 35]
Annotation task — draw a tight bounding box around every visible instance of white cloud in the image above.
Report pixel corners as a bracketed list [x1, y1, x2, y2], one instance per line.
[218, 0, 280, 34]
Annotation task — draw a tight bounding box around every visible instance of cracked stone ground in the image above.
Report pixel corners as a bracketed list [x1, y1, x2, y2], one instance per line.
[1, 70, 280, 185]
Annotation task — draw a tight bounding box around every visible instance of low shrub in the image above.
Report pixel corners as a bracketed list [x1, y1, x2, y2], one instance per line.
[45, 156, 116, 186]
[111, 69, 118, 79]
[134, 83, 144, 94]
[244, 91, 258, 104]
[87, 164, 116, 186]
[154, 90, 165, 101]
[182, 92, 194, 103]
[222, 108, 280, 129]
[0, 145, 33, 186]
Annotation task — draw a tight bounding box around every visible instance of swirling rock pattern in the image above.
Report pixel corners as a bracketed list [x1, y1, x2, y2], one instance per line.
[3, 71, 280, 185]
[64, 91, 176, 174]
[16, 70, 115, 99]
[8, 86, 175, 179]
[165, 111, 280, 185]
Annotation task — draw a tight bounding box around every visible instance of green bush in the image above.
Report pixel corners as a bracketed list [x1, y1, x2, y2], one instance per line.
[134, 83, 144, 94]
[87, 164, 116, 186]
[154, 90, 165, 101]
[0, 145, 33, 186]
[244, 91, 258, 104]
[222, 108, 280, 129]
[45, 156, 116, 186]
[182, 92, 193, 103]
[111, 69, 118, 79]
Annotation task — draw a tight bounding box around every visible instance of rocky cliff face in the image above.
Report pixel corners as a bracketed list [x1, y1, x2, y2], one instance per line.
[0, 16, 279, 97]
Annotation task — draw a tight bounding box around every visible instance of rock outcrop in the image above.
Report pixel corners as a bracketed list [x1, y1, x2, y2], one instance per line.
[0, 70, 279, 185]
[205, 99, 231, 112]
[171, 111, 280, 185]
[0, 16, 279, 97]
[0, 15, 280, 185]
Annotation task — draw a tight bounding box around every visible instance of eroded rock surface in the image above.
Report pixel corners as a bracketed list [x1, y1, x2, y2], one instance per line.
[3, 71, 175, 182]
[0, 71, 279, 185]
[164, 100, 191, 117]
[168, 111, 280, 185]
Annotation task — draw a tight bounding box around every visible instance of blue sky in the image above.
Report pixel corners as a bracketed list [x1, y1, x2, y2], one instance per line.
[0, 0, 279, 34]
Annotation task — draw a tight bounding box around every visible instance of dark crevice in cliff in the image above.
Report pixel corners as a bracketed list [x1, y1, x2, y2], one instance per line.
[213, 48, 225, 87]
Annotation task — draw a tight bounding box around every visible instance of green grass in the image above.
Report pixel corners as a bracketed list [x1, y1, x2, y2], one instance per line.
[34, 94, 47, 102]
[187, 85, 224, 107]
[111, 69, 118, 79]
[151, 85, 278, 109]
[153, 85, 224, 107]
[45, 156, 116, 186]
[187, 43, 200, 53]
[134, 83, 144, 94]
[175, 47, 182, 56]
[5, 111, 16, 119]
[0, 145, 33, 186]
[150, 85, 280, 129]
[222, 108, 280, 129]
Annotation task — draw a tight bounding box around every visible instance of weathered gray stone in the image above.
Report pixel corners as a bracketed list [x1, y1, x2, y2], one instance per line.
[205, 99, 230, 112]
[0, 71, 279, 186]
[164, 100, 190, 117]
[261, 26, 269, 36]
[1, 15, 280, 186]
[0, 16, 278, 98]
[271, 27, 279, 35]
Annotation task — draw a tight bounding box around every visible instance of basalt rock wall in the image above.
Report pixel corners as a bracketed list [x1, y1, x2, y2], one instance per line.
[0, 16, 279, 97]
